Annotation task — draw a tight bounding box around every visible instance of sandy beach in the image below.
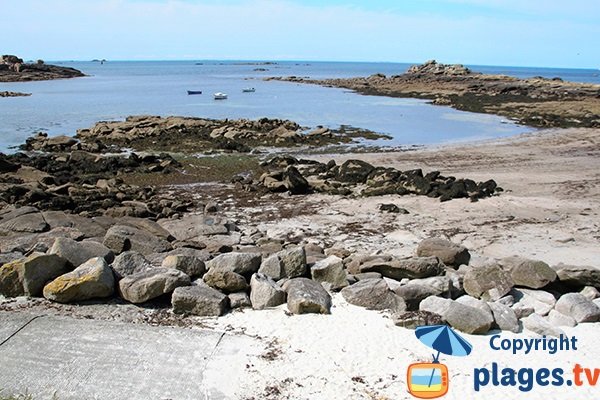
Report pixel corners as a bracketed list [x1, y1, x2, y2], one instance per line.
[2, 125, 599, 399]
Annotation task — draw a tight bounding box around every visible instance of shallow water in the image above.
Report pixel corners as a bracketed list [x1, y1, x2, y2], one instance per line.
[1, 60, 597, 152]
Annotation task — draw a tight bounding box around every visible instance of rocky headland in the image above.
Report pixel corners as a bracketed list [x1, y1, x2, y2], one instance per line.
[266, 60, 600, 128]
[0, 54, 85, 82]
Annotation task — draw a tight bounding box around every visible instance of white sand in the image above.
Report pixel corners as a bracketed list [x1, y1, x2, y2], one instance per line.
[200, 128, 600, 399]
[202, 294, 600, 399]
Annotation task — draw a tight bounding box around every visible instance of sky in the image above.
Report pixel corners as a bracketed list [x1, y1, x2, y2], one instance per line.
[1, 0, 599, 68]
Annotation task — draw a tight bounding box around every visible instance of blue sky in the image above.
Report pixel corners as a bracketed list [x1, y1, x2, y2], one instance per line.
[1, 0, 598, 68]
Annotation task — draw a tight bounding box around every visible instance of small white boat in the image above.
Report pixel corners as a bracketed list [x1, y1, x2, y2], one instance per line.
[214, 92, 228, 100]
[242, 87, 256, 93]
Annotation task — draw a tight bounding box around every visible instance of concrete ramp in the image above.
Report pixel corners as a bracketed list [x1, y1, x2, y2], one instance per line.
[0, 312, 246, 400]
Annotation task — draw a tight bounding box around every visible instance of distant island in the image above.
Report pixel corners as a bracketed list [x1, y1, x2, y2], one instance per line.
[267, 60, 600, 129]
[0, 54, 85, 82]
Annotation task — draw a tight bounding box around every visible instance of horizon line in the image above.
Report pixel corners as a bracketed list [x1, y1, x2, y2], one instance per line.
[40, 58, 600, 71]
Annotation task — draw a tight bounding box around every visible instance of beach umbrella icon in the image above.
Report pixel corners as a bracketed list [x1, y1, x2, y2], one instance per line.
[415, 325, 473, 387]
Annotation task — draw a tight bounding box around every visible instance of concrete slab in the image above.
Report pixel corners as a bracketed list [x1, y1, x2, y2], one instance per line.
[0, 312, 41, 344]
[0, 311, 235, 400]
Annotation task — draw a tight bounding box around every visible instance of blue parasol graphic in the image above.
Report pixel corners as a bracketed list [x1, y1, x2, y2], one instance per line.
[415, 325, 473, 387]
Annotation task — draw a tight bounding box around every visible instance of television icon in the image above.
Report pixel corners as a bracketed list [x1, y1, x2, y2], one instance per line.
[407, 362, 449, 399]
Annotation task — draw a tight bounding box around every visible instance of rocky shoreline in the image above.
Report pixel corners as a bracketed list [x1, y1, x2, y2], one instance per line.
[74, 115, 391, 153]
[266, 60, 600, 128]
[1, 119, 598, 339]
[0, 54, 85, 82]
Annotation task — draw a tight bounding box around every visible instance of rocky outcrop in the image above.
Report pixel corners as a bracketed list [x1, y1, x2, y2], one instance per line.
[267, 60, 600, 129]
[0, 55, 85, 82]
[0, 91, 31, 97]
[406, 60, 472, 76]
[0, 150, 186, 217]
[74, 115, 387, 153]
[253, 156, 502, 202]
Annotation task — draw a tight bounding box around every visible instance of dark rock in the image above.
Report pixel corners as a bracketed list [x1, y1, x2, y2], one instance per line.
[172, 284, 229, 316]
[336, 160, 375, 183]
[161, 254, 206, 278]
[554, 263, 600, 287]
[379, 204, 409, 214]
[103, 224, 172, 255]
[360, 256, 443, 280]
[282, 166, 310, 194]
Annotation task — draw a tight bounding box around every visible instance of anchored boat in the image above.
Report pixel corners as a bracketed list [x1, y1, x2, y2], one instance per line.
[187, 90, 203, 95]
[213, 92, 228, 100]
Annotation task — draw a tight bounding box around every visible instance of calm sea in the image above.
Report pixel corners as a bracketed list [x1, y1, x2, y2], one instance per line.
[1, 60, 598, 152]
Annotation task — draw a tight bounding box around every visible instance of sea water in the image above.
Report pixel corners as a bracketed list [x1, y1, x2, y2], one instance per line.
[1, 60, 598, 152]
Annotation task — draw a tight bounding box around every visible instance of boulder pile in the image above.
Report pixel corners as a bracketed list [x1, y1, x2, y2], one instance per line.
[244, 156, 501, 202]
[2, 211, 599, 336]
[0, 150, 186, 217]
